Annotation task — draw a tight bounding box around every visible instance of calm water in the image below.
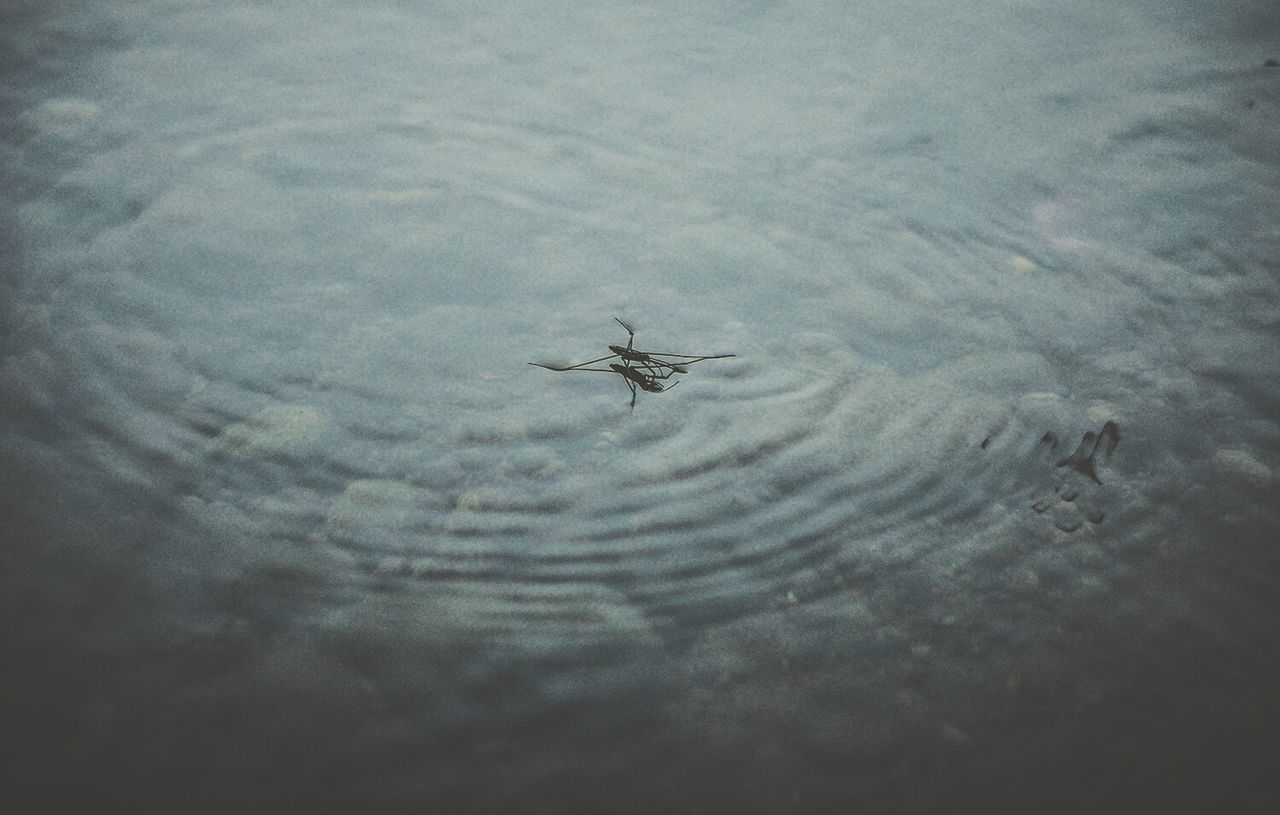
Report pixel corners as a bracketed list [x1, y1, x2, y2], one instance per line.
[3, 1, 1278, 812]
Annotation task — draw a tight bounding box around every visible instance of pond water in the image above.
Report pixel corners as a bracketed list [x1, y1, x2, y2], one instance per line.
[3, 1, 1278, 812]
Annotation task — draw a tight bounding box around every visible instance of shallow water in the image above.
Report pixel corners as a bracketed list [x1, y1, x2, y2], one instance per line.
[3, 1, 1279, 812]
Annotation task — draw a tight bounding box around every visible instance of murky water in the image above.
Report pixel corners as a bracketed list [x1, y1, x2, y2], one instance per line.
[3, 1, 1279, 812]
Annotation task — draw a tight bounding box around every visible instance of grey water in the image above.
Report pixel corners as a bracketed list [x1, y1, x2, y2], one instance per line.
[3, 1, 1278, 812]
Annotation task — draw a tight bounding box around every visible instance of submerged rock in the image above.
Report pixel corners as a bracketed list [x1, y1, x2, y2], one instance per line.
[326, 479, 424, 531]
[219, 404, 332, 459]
[1211, 449, 1272, 489]
[23, 97, 101, 142]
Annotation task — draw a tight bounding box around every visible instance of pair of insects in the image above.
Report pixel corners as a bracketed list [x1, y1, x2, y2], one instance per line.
[530, 318, 734, 407]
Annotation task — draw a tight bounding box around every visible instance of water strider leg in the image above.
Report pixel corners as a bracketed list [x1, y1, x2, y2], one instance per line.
[528, 353, 619, 371]
[615, 317, 636, 351]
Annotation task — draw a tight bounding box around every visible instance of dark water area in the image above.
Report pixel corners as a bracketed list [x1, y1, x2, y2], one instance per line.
[3, 1, 1280, 812]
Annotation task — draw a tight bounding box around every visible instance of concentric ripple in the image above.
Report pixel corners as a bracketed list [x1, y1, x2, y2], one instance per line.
[150, 333, 1100, 644]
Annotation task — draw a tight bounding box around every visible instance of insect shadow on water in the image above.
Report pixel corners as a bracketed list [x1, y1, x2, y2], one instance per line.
[1051, 420, 1120, 485]
[529, 317, 735, 408]
[1030, 421, 1121, 531]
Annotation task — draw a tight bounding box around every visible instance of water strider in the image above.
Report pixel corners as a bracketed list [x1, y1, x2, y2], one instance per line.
[529, 317, 735, 407]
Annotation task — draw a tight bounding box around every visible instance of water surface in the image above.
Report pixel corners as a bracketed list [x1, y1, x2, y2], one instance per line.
[3, 1, 1279, 812]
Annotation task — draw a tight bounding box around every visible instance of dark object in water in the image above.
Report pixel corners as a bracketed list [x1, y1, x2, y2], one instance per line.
[1030, 422, 1120, 527]
[1265, 58, 1279, 68]
[980, 436, 991, 449]
[1056, 421, 1120, 484]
